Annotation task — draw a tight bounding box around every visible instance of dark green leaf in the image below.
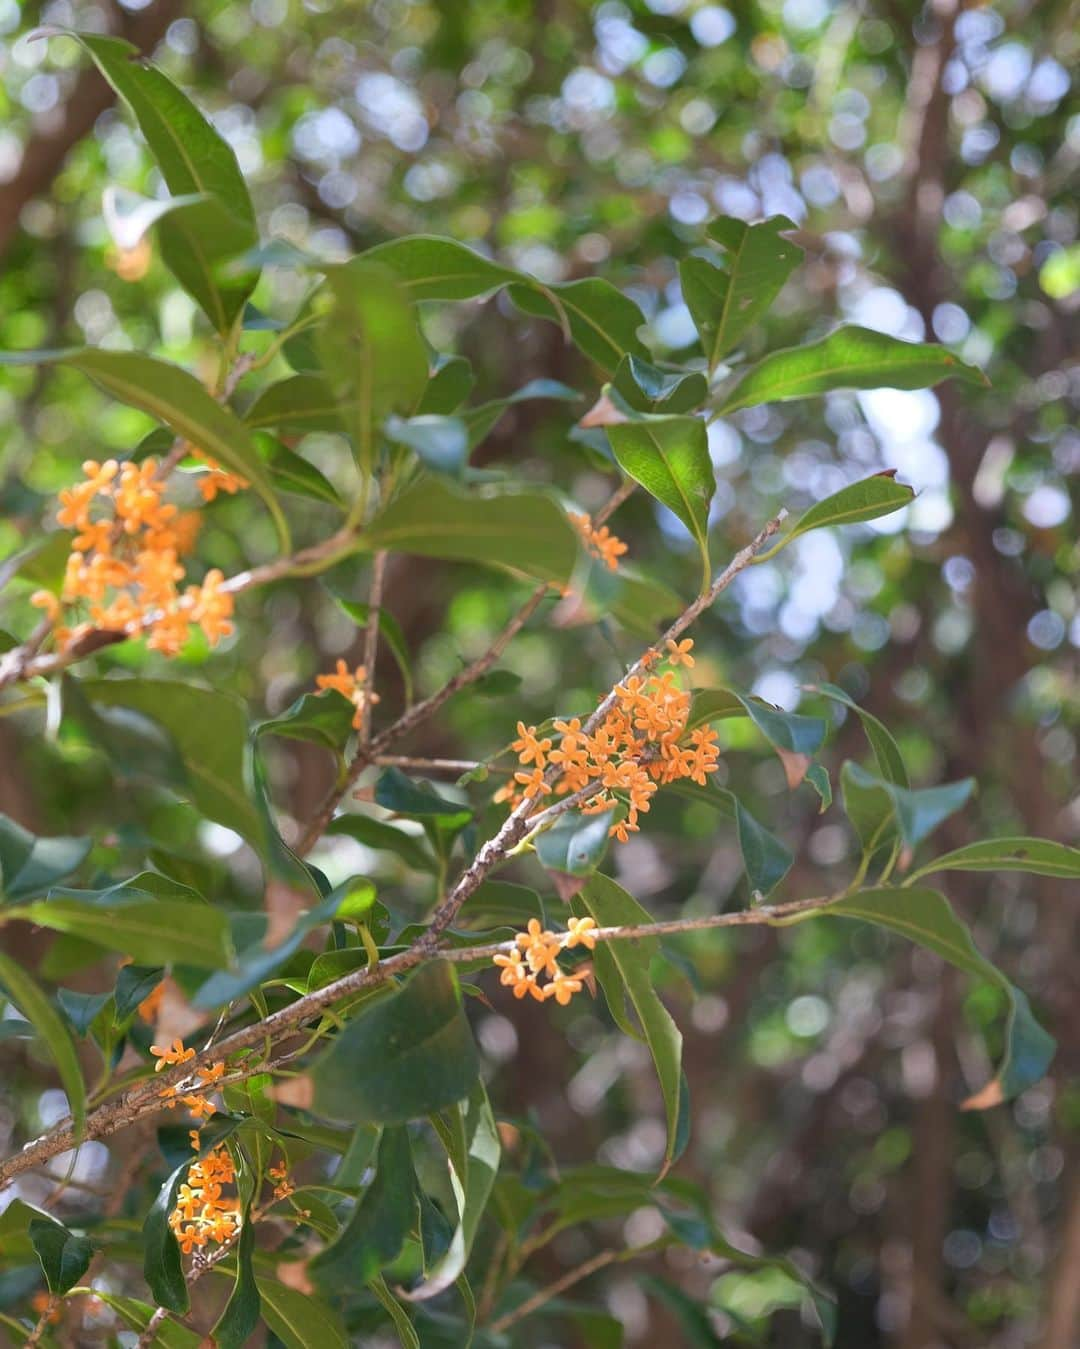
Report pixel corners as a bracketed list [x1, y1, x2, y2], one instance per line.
[366, 478, 578, 585]
[416, 355, 475, 414]
[256, 1278, 349, 1349]
[809, 887, 1055, 1105]
[74, 1291, 201, 1346]
[0, 814, 90, 901]
[842, 762, 975, 850]
[362, 234, 521, 301]
[244, 374, 344, 433]
[812, 683, 908, 786]
[457, 880, 544, 931]
[326, 814, 436, 873]
[374, 768, 472, 827]
[720, 325, 988, 414]
[725, 690, 827, 756]
[0, 951, 85, 1139]
[256, 435, 343, 506]
[606, 417, 714, 590]
[610, 354, 708, 414]
[211, 1211, 260, 1349]
[310, 960, 480, 1124]
[908, 836, 1080, 883]
[728, 792, 793, 896]
[680, 215, 802, 370]
[56, 989, 111, 1036]
[841, 761, 895, 855]
[258, 689, 356, 752]
[370, 1278, 421, 1349]
[29, 1216, 92, 1294]
[577, 875, 684, 1174]
[459, 378, 579, 448]
[310, 1125, 415, 1289]
[509, 278, 648, 374]
[114, 965, 164, 1022]
[534, 808, 615, 877]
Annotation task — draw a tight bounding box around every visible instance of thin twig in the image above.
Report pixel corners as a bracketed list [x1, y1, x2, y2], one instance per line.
[488, 1248, 620, 1335]
[373, 755, 484, 774]
[360, 551, 386, 743]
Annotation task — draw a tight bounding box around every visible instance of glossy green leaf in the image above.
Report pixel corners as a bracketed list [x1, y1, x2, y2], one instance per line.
[211, 1215, 260, 1349]
[680, 215, 801, 370]
[256, 435, 343, 506]
[244, 374, 344, 433]
[842, 762, 975, 850]
[841, 761, 895, 855]
[256, 1278, 349, 1349]
[728, 791, 794, 896]
[606, 417, 714, 590]
[310, 1125, 415, 1290]
[720, 324, 988, 414]
[385, 413, 469, 477]
[0, 950, 85, 1139]
[70, 32, 258, 334]
[509, 278, 648, 374]
[534, 808, 615, 877]
[610, 354, 708, 414]
[726, 690, 827, 756]
[114, 965, 164, 1022]
[810, 887, 1055, 1105]
[366, 478, 579, 585]
[370, 1278, 421, 1349]
[12, 891, 231, 968]
[326, 814, 436, 873]
[258, 689, 356, 752]
[577, 875, 684, 1174]
[907, 836, 1080, 883]
[0, 814, 90, 902]
[29, 1216, 92, 1294]
[374, 768, 472, 827]
[72, 1291, 201, 1346]
[759, 472, 916, 559]
[0, 350, 288, 547]
[310, 960, 480, 1124]
[57, 988, 111, 1036]
[812, 683, 908, 786]
[82, 679, 261, 843]
[362, 234, 521, 300]
[316, 260, 429, 473]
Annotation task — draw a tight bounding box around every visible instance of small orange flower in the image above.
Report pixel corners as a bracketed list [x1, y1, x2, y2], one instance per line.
[151, 1038, 196, 1071]
[564, 916, 598, 950]
[665, 638, 695, 668]
[543, 970, 584, 1006]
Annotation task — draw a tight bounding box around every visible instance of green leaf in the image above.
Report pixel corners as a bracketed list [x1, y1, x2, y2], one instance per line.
[370, 1278, 421, 1349]
[83, 678, 262, 843]
[310, 1125, 415, 1290]
[114, 964, 164, 1022]
[366, 478, 579, 585]
[0, 350, 288, 548]
[256, 435, 343, 507]
[459, 378, 579, 448]
[509, 278, 648, 374]
[362, 234, 521, 301]
[679, 215, 802, 370]
[668, 783, 792, 895]
[908, 836, 1080, 883]
[326, 814, 436, 873]
[310, 960, 480, 1124]
[809, 887, 1055, 1105]
[69, 32, 258, 334]
[244, 374, 344, 433]
[256, 1278, 349, 1349]
[0, 950, 85, 1139]
[758, 472, 916, 560]
[417, 355, 475, 414]
[841, 761, 895, 856]
[211, 1214, 260, 1349]
[457, 880, 544, 931]
[719, 325, 988, 414]
[57, 988, 111, 1036]
[322, 589, 414, 705]
[726, 690, 827, 756]
[606, 417, 715, 591]
[812, 683, 908, 786]
[0, 814, 90, 901]
[842, 762, 975, 850]
[258, 689, 356, 752]
[577, 875, 684, 1175]
[610, 354, 708, 414]
[534, 808, 615, 877]
[316, 261, 429, 473]
[71, 1291, 201, 1346]
[29, 1216, 92, 1294]
[385, 414, 469, 477]
[11, 890, 231, 969]
[374, 768, 472, 827]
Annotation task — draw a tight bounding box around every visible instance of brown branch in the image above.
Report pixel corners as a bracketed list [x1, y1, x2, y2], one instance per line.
[487, 1248, 620, 1334]
[359, 551, 386, 743]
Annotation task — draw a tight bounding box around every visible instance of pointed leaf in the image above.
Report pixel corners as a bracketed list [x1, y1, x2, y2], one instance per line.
[577, 875, 684, 1174]
[760, 473, 916, 559]
[29, 1216, 92, 1294]
[842, 762, 975, 850]
[509, 278, 648, 374]
[311, 961, 479, 1124]
[0, 814, 90, 902]
[374, 768, 471, 827]
[812, 683, 908, 786]
[611, 354, 708, 414]
[362, 234, 521, 301]
[606, 417, 714, 588]
[14, 892, 231, 968]
[417, 355, 475, 414]
[534, 808, 615, 877]
[385, 414, 469, 477]
[211, 1215, 259, 1349]
[720, 325, 987, 414]
[258, 689, 356, 752]
[256, 435, 343, 506]
[255, 1278, 349, 1349]
[366, 478, 579, 585]
[326, 814, 436, 874]
[244, 374, 344, 433]
[460, 377, 579, 449]
[679, 215, 802, 370]
[908, 836, 1080, 883]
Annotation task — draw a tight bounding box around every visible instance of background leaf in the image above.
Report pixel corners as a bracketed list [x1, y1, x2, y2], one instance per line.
[0, 951, 85, 1140]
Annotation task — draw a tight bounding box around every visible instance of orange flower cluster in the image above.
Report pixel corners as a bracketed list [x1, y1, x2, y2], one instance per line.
[315, 659, 380, 730]
[154, 1040, 227, 1121]
[169, 1132, 242, 1255]
[568, 511, 628, 571]
[493, 915, 597, 1005]
[192, 450, 249, 503]
[504, 638, 719, 842]
[268, 1161, 294, 1201]
[32, 457, 234, 656]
